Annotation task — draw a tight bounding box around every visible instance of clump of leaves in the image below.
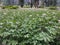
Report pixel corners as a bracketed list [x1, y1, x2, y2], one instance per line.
[1, 5, 19, 9]
[49, 6, 57, 10]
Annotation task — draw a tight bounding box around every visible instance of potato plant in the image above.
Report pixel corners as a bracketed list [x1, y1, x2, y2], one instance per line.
[0, 9, 60, 45]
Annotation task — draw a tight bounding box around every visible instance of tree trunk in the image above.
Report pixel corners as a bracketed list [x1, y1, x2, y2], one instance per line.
[53, 0, 56, 6]
[48, 0, 57, 6]
[31, 0, 33, 8]
[34, 0, 39, 8]
[19, 0, 24, 7]
[41, 0, 44, 7]
[0, 0, 1, 4]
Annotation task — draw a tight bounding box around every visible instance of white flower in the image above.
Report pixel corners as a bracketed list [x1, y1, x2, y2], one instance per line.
[52, 12, 56, 14]
[10, 29, 15, 32]
[41, 13, 47, 17]
[58, 20, 60, 23]
[33, 18, 35, 20]
[53, 16, 55, 17]
[16, 22, 20, 24]
[3, 13, 7, 15]
[36, 14, 39, 16]
[29, 15, 32, 17]
[0, 23, 3, 25]
[0, 26, 3, 28]
[24, 34, 29, 38]
[42, 13, 46, 16]
[8, 22, 13, 24]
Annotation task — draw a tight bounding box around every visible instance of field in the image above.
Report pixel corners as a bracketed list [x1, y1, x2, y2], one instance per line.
[0, 9, 60, 19]
[0, 9, 60, 45]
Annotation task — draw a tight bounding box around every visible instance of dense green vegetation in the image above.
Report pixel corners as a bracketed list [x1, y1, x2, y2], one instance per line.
[0, 9, 60, 45]
[1, 5, 19, 9]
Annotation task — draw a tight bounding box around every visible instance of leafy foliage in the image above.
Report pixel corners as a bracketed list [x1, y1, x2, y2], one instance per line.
[1, 5, 19, 9]
[49, 6, 57, 10]
[0, 9, 60, 45]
